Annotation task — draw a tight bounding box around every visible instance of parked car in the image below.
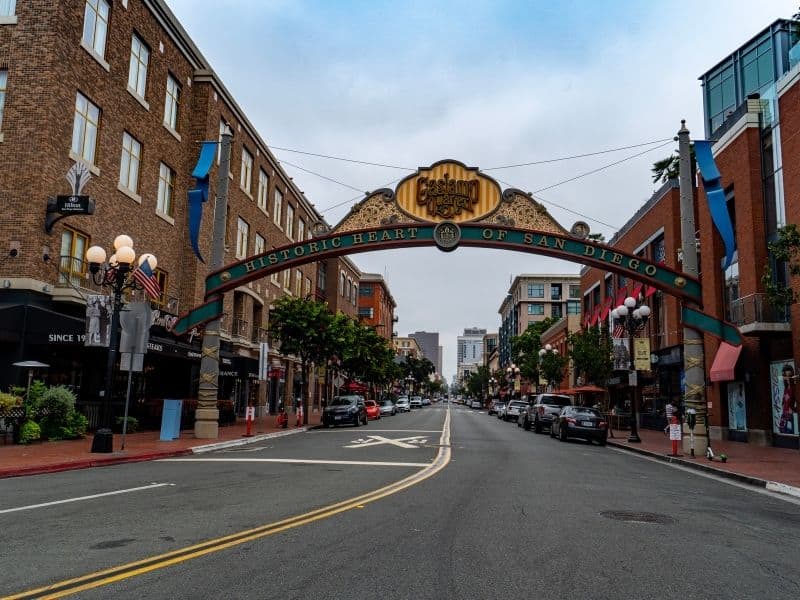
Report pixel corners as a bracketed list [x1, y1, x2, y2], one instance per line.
[378, 399, 396, 416]
[551, 406, 608, 445]
[496, 401, 507, 419]
[396, 397, 411, 412]
[322, 395, 368, 427]
[488, 399, 503, 415]
[422, 397, 432, 406]
[523, 393, 573, 433]
[504, 400, 528, 422]
[410, 396, 423, 408]
[470, 398, 483, 409]
[365, 400, 381, 420]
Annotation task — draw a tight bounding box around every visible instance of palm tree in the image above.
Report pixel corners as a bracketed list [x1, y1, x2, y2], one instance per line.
[651, 145, 696, 184]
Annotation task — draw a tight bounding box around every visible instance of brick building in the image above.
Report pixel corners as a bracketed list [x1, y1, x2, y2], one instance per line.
[0, 0, 357, 423]
[357, 273, 396, 341]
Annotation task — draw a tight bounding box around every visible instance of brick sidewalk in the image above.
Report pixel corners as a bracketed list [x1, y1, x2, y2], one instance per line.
[0, 410, 321, 478]
[607, 426, 800, 491]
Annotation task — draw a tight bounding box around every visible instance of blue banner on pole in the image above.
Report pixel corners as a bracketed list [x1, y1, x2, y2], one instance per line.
[695, 140, 736, 270]
[188, 142, 217, 263]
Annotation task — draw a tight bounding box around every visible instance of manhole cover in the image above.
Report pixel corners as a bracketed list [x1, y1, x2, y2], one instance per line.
[599, 511, 676, 525]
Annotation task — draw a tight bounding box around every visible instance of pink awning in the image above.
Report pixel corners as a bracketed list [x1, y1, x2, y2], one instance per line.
[709, 342, 742, 382]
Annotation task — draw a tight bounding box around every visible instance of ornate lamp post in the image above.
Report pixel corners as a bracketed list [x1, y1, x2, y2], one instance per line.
[489, 377, 497, 398]
[506, 363, 520, 399]
[611, 296, 651, 443]
[85, 235, 157, 453]
[538, 344, 559, 392]
[405, 375, 414, 395]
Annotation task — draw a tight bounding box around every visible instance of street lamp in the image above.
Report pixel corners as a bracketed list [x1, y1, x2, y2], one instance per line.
[538, 344, 559, 392]
[489, 377, 497, 398]
[86, 235, 157, 453]
[405, 375, 414, 395]
[611, 296, 651, 443]
[506, 363, 520, 399]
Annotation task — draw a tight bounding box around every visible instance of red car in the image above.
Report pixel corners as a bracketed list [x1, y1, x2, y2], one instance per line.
[364, 400, 381, 420]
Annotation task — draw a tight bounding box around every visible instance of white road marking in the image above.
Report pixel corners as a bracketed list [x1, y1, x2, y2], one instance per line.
[345, 435, 428, 449]
[320, 429, 443, 433]
[0, 483, 175, 515]
[159, 458, 430, 467]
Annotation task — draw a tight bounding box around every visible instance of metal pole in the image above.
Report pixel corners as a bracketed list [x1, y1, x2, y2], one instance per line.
[678, 120, 708, 457]
[628, 322, 641, 443]
[195, 130, 233, 439]
[121, 368, 133, 450]
[91, 274, 124, 453]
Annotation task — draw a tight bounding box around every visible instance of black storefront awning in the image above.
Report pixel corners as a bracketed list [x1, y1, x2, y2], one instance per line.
[0, 303, 86, 345]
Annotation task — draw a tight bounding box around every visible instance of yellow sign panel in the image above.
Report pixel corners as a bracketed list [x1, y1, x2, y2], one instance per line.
[634, 338, 651, 371]
[395, 160, 502, 223]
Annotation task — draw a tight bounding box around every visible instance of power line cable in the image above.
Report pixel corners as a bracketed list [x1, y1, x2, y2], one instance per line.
[271, 146, 415, 171]
[279, 159, 367, 194]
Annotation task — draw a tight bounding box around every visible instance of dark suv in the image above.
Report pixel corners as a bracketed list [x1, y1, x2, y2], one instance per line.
[322, 395, 368, 427]
[520, 393, 573, 432]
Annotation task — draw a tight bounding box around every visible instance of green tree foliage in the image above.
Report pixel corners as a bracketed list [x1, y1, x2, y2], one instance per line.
[762, 224, 800, 309]
[568, 327, 613, 387]
[510, 316, 558, 386]
[651, 144, 696, 184]
[465, 365, 490, 399]
[38, 385, 84, 440]
[540, 351, 568, 390]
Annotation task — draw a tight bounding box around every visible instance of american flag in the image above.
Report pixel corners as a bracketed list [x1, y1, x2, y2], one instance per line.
[133, 261, 161, 300]
[612, 322, 626, 338]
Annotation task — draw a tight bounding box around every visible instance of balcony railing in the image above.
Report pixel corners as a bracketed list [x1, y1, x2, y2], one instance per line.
[728, 293, 790, 334]
[231, 318, 250, 340]
[252, 326, 268, 344]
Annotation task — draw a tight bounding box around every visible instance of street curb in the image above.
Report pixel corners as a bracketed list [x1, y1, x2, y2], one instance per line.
[0, 426, 320, 479]
[607, 439, 800, 498]
[0, 448, 193, 479]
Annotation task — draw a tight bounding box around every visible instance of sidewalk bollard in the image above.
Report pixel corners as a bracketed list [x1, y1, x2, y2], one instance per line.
[276, 409, 288, 429]
[296, 405, 304, 427]
[668, 415, 681, 457]
[243, 406, 255, 437]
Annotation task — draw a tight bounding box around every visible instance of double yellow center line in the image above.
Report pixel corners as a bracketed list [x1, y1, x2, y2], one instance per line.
[5, 411, 451, 599]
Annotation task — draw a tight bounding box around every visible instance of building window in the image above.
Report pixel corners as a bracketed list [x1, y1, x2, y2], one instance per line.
[317, 262, 327, 292]
[217, 119, 227, 164]
[567, 301, 580, 315]
[297, 218, 305, 242]
[359, 285, 373, 296]
[527, 283, 544, 298]
[157, 163, 174, 218]
[305, 276, 311, 298]
[551, 304, 563, 318]
[71, 92, 100, 165]
[236, 217, 249, 259]
[240, 146, 253, 194]
[254, 233, 265, 256]
[550, 284, 562, 300]
[742, 37, 774, 97]
[257, 169, 269, 211]
[339, 272, 345, 296]
[271, 268, 279, 285]
[346, 278, 352, 302]
[295, 269, 302, 296]
[286, 203, 295, 241]
[283, 269, 291, 291]
[118, 132, 141, 194]
[82, 0, 109, 58]
[0, 1, 16, 16]
[273, 188, 283, 227]
[163, 74, 180, 130]
[128, 34, 150, 99]
[569, 284, 580, 299]
[0, 69, 8, 132]
[59, 227, 88, 286]
[706, 63, 735, 133]
[359, 307, 374, 319]
[527, 303, 545, 315]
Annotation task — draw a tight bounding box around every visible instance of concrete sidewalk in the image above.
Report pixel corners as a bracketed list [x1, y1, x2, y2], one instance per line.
[606, 426, 800, 498]
[0, 411, 321, 479]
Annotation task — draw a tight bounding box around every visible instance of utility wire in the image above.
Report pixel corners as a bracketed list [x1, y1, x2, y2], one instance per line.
[271, 146, 415, 171]
[279, 159, 367, 194]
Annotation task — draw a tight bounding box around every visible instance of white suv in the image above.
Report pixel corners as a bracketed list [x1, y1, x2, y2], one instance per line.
[504, 400, 528, 422]
[396, 397, 411, 412]
[410, 396, 423, 408]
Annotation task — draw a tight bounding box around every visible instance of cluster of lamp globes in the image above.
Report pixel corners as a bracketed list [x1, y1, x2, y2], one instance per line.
[84, 234, 157, 273]
[539, 344, 558, 357]
[611, 296, 652, 322]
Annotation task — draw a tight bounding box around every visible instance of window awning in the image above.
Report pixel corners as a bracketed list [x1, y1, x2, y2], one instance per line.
[709, 342, 742, 382]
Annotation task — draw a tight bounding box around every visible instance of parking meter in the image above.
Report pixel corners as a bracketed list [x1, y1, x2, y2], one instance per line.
[685, 408, 697, 457]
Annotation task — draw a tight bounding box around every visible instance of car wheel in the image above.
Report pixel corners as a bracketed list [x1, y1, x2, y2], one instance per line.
[559, 427, 567, 442]
[534, 420, 542, 434]
[599, 438, 607, 446]
[353, 415, 360, 427]
[523, 417, 531, 431]
[549, 426, 555, 438]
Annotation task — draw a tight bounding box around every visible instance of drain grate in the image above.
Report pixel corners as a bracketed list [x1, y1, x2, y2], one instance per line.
[599, 511, 676, 525]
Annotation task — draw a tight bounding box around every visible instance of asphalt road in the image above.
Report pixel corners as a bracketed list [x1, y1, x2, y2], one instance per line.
[2, 403, 800, 599]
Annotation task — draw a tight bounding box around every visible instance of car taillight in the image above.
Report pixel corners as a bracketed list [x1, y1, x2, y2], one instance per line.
[538, 407, 544, 415]
[566, 417, 576, 425]
[599, 421, 607, 428]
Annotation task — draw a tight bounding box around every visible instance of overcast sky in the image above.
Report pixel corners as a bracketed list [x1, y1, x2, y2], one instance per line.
[166, 0, 797, 381]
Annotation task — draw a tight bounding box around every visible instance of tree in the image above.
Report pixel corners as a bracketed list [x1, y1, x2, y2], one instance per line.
[539, 351, 568, 391]
[268, 296, 334, 424]
[568, 327, 613, 387]
[510, 317, 558, 391]
[762, 223, 800, 310]
[465, 365, 490, 400]
[651, 144, 696, 184]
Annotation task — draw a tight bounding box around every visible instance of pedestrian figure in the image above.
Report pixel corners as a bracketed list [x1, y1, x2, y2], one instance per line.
[664, 399, 675, 435]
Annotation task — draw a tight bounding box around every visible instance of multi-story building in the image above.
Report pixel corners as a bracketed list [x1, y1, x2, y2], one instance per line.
[483, 332, 499, 395]
[319, 256, 361, 320]
[357, 273, 396, 341]
[457, 327, 486, 385]
[498, 274, 581, 368]
[0, 0, 347, 422]
[409, 331, 441, 375]
[539, 314, 582, 392]
[580, 181, 687, 425]
[394, 337, 422, 360]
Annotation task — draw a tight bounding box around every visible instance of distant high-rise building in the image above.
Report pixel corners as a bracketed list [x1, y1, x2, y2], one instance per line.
[457, 327, 487, 385]
[409, 331, 441, 374]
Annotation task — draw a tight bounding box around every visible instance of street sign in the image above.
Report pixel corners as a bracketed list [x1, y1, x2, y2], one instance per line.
[120, 352, 144, 372]
[258, 342, 269, 380]
[55, 194, 92, 214]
